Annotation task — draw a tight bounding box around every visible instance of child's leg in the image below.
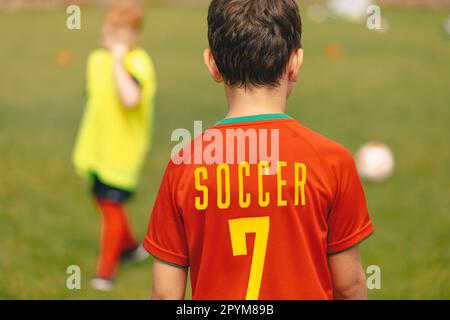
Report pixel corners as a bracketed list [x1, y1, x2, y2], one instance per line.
[95, 199, 137, 280]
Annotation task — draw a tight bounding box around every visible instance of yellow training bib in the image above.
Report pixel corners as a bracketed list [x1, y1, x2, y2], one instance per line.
[73, 48, 157, 190]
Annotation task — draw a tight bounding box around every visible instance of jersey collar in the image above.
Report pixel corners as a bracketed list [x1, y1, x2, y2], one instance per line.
[215, 113, 293, 125]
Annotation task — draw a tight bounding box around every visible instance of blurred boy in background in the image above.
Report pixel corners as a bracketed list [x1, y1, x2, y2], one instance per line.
[73, 0, 157, 291]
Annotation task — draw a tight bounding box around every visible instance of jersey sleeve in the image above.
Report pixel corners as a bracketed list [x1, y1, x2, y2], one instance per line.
[327, 151, 375, 254]
[125, 52, 157, 96]
[144, 164, 189, 268]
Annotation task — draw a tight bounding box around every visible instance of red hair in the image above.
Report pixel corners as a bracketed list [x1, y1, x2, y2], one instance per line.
[103, 0, 144, 32]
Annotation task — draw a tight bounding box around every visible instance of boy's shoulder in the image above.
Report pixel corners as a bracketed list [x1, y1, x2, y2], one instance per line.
[128, 47, 151, 59]
[124, 47, 153, 69]
[87, 48, 109, 62]
[291, 121, 353, 158]
[86, 48, 151, 63]
[86, 49, 111, 72]
[287, 121, 356, 173]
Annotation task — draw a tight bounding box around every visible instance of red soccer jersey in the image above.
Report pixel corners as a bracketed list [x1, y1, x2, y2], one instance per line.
[144, 114, 374, 300]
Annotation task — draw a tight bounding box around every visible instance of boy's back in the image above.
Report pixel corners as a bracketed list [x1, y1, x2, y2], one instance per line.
[145, 115, 373, 299]
[147, 0, 373, 300]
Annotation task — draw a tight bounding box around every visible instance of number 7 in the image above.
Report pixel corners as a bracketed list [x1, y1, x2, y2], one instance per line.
[228, 216, 270, 300]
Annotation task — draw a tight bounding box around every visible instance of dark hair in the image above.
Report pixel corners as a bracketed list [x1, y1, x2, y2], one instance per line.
[207, 0, 302, 88]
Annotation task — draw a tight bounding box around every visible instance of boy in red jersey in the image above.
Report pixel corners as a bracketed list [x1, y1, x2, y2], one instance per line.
[145, 0, 374, 300]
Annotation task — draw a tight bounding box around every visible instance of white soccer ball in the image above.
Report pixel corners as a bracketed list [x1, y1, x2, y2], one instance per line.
[443, 16, 450, 37]
[355, 142, 395, 183]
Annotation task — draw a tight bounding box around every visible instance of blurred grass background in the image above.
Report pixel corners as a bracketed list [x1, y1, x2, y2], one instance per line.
[0, 3, 449, 299]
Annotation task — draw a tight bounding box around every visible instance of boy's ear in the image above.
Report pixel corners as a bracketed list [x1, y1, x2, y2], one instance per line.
[203, 49, 223, 83]
[288, 49, 304, 83]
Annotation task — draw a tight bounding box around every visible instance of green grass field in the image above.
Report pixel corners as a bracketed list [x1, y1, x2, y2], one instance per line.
[0, 4, 449, 299]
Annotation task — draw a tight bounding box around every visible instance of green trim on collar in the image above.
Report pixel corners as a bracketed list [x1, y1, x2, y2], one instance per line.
[216, 113, 293, 125]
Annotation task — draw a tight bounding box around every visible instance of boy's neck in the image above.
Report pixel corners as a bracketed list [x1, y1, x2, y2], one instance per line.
[224, 84, 288, 119]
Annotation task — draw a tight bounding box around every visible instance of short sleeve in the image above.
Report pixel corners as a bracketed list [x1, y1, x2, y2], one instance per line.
[327, 152, 375, 254]
[144, 165, 189, 268]
[125, 52, 157, 95]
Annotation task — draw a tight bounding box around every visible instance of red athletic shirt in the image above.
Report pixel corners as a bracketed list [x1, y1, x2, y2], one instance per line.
[144, 114, 374, 300]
